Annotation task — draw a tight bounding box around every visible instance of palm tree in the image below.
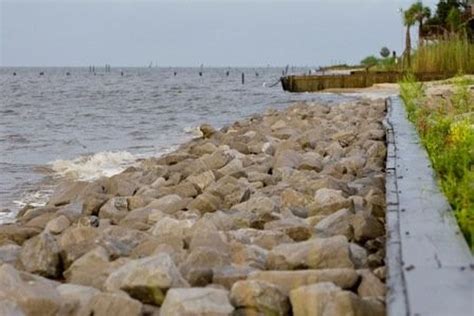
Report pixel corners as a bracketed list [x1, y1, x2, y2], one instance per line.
[404, 7, 417, 67]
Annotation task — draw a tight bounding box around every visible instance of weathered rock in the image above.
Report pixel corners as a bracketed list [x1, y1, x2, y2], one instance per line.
[216, 158, 245, 178]
[0, 244, 21, 265]
[310, 188, 352, 216]
[187, 170, 215, 191]
[357, 269, 386, 297]
[248, 269, 359, 295]
[57, 283, 100, 316]
[64, 247, 128, 290]
[146, 194, 188, 215]
[148, 217, 193, 250]
[0, 299, 25, 316]
[20, 232, 61, 278]
[200, 124, 217, 138]
[58, 226, 100, 269]
[0, 264, 62, 316]
[349, 243, 368, 269]
[45, 215, 71, 234]
[298, 152, 323, 172]
[267, 236, 354, 270]
[187, 192, 222, 213]
[89, 292, 142, 316]
[264, 218, 312, 241]
[105, 253, 188, 306]
[180, 247, 230, 283]
[47, 181, 88, 207]
[188, 219, 230, 253]
[314, 208, 353, 239]
[160, 288, 234, 316]
[98, 197, 129, 224]
[351, 212, 385, 242]
[231, 243, 268, 270]
[213, 265, 258, 289]
[274, 150, 302, 169]
[289, 282, 385, 316]
[230, 280, 289, 316]
[0, 224, 41, 245]
[227, 228, 293, 250]
[373, 266, 386, 281]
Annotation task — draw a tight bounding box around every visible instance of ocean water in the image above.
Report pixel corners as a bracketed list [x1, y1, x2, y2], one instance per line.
[0, 66, 350, 222]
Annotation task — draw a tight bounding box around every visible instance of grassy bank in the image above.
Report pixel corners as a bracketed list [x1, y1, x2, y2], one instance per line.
[411, 38, 474, 74]
[399, 75, 474, 249]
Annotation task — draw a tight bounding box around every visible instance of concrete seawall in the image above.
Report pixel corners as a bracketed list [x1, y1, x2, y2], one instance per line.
[384, 97, 473, 316]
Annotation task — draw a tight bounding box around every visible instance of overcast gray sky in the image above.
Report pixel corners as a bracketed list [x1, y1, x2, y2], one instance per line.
[0, 0, 438, 67]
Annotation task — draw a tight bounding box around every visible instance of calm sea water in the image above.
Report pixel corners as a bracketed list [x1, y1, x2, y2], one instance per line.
[0, 66, 350, 222]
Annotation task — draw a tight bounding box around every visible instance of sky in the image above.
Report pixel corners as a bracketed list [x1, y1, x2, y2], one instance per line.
[0, 0, 439, 67]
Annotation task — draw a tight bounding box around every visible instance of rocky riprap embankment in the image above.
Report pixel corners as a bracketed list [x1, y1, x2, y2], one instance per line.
[0, 99, 387, 316]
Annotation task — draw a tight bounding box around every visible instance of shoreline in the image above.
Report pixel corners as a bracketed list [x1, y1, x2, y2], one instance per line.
[0, 95, 388, 314]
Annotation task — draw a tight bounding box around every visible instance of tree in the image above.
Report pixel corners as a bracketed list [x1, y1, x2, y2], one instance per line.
[360, 55, 379, 66]
[380, 47, 391, 58]
[403, 6, 418, 67]
[408, 1, 431, 44]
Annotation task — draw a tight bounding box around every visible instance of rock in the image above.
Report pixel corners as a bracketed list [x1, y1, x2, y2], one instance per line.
[202, 150, 233, 170]
[180, 247, 230, 283]
[187, 192, 222, 213]
[19, 232, 61, 278]
[64, 247, 128, 290]
[0, 224, 41, 245]
[206, 176, 251, 209]
[146, 194, 188, 215]
[227, 228, 293, 250]
[45, 215, 71, 234]
[349, 243, 368, 269]
[264, 218, 312, 241]
[119, 207, 153, 230]
[289, 282, 385, 316]
[216, 158, 245, 178]
[213, 265, 258, 289]
[232, 195, 277, 217]
[231, 243, 268, 270]
[0, 299, 25, 316]
[98, 197, 129, 224]
[200, 124, 217, 138]
[280, 188, 309, 209]
[298, 152, 323, 172]
[351, 212, 384, 242]
[89, 292, 142, 316]
[188, 219, 230, 253]
[274, 150, 302, 169]
[357, 269, 386, 298]
[373, 266, 386, 281]
[0, 264, 62, 316]
[57, 283, 100, 316]
[55, 201, 83, 222]
[105, 253, 188, 306]
[187, 171, 215, 191]
[267, 236, 354, 270]
[148, 217, 193, 250]
[160, 288, 234, 316]
[47, 181, 88, 206]
[230, 280, 289, 316]
[309, 188, 352, 216]
[190, 142, 218, 156]
[339, 156, 366, 175]
[58, 226, 100, 269]
[98, 226, 149, 259]
[0, 244, 21, 265]
[314, 208, 353, 239]
[247, 269, 359, 295]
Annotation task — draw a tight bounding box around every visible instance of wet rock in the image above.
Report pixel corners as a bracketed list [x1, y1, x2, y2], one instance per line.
[267, 236, 354, 270]
[89, 292, 142, 316]
[20, 232, 61, 278]
[289, 282, 385, 316]
[230, 280, 289, 316]
[247, 269, 358, 295]
[160, 288, 234, 316]
[105, 253, 188, 306]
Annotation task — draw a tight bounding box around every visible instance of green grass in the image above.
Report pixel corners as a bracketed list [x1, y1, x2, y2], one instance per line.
[400, 74, 474, 249]
[411, 37, 474, 74]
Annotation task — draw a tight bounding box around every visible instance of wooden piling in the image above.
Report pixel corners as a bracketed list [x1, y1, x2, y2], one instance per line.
[241, 72, 245, 84]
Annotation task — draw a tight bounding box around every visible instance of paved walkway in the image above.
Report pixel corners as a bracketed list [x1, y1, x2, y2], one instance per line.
[384, 97, 473, 316]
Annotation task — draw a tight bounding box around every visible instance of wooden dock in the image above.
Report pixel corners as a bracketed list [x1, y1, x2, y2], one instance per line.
[280, 71, 458, 92]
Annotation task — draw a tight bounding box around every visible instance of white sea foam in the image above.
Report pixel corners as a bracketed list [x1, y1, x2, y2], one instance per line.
[50, 151, 138, 181]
